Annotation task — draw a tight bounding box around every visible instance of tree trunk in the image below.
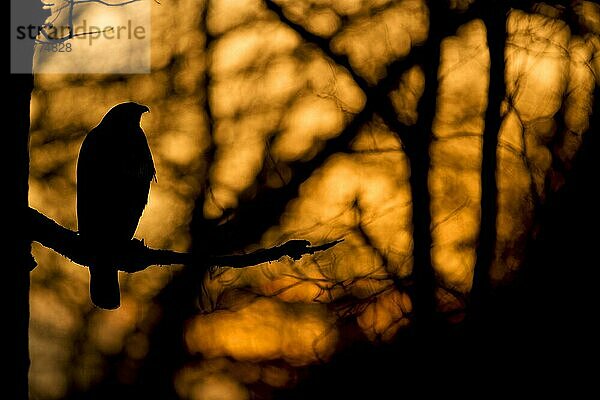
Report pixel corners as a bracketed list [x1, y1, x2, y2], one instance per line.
[11, 1, 40, 396]
[471, 0, 508, 321]
[11, 71, 34, 400]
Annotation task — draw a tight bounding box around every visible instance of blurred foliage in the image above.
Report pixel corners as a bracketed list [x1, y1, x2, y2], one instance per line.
[28, 0, 600, 399]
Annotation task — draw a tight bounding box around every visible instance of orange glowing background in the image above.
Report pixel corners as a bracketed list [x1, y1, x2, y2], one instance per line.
[28, 1, 600, 399]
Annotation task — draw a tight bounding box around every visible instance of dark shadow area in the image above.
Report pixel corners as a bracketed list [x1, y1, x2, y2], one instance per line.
[272, 90, 599, 398]
[10, 1, 49, 398]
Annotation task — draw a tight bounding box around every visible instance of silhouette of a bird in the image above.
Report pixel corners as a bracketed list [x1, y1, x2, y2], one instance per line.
[77, 102, 155, 309]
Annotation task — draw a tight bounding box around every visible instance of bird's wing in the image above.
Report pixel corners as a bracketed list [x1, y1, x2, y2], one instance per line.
[133, 125, 156, 183]
[77, 124, 154, 247]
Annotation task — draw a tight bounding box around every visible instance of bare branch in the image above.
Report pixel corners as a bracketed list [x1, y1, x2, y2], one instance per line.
[28, 207, 342, 272]
[72, 0, 143, 7]
[264, 0, 371, 92]
[263, 0, 416, 144]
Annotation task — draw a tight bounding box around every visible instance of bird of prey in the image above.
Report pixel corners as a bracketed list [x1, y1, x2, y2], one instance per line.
[77, 102, 155, 309]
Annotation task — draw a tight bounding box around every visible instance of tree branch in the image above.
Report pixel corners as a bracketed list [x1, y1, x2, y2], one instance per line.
[263, 0, 418, 145]
[215, 1, 427, 250]
[264, 0, 371, 91]
[28, 207, 342, 272]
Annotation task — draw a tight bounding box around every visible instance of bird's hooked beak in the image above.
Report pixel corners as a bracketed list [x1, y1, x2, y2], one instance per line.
[139, 104, 150, 114]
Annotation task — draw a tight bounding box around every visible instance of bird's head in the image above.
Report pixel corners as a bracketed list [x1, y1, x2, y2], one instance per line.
[102, 102, 149, 126]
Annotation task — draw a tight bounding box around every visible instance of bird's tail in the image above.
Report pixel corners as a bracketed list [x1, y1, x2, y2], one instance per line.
[89, 265, 120, 309]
